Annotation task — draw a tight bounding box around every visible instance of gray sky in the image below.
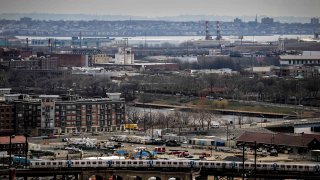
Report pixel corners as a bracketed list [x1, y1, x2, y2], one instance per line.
[1, 0, 319, 17]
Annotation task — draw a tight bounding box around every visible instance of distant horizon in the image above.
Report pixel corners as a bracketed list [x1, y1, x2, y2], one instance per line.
[0, 12, 318, 23]
[1, 0, 320, 18]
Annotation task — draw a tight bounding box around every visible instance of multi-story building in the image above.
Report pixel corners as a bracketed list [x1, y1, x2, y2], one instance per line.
[0, 103, 15, 135]
[115, 47, 134, 65]
[14, 92, 125, 136]
[30, 38, 69, 47]
[279, 51, 320, 66]
[0, 88, 11, 96]
[276, 66, 320, 78]
[71, 48, 104, 67]
[51, 54, 88, 67]
[39, 95, 59, 135]
[0, 135, 27, 156]
[92, 54, 111, 64]
[311, 17, 319, 25]
[233, 18, 242, 24]
[71, 37, 114, 48]
[261, 17, 274, 24]
[0, 57, 58, 70]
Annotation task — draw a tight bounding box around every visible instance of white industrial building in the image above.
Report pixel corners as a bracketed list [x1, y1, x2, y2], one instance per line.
[115, 47, 134, 65]
[279, 51, 320, 66]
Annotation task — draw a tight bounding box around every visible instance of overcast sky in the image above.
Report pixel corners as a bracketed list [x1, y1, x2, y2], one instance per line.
[1, 0, 319, 17]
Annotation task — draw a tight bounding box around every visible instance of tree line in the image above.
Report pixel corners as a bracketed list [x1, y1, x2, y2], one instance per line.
[1, 64, 319, 106]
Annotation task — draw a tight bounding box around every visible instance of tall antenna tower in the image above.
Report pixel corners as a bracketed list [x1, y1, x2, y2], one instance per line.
[205, 21, 212, 40]
[216, 21, 222, 40]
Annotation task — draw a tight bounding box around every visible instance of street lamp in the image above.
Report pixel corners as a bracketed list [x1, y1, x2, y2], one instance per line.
[242, 143, 246, 180]
[9, 135, 15, 167]
[24, 134, 29, 168]
[260, 114, 265, 127]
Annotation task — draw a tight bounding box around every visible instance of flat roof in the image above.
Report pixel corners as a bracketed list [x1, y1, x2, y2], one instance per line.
[280, 55, 320, 60]
[0, 135, 26, 144]
[4, 93, 21, 96]
[39, 95, 60, 98]
[0, 88, 12, 90]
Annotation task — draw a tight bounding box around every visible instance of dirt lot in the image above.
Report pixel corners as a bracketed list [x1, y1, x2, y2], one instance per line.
[29, 135, 301, 163]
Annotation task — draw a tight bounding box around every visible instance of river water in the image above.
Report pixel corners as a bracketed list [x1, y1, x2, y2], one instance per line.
[16, 34, 313, 46]
[129, 106, 282, 126]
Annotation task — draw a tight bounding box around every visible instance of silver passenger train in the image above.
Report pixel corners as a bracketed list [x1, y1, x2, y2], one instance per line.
[29, 159, 320, 172]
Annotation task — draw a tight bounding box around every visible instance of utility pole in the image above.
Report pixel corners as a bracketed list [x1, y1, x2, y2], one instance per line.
[242, 143, 245, 180]
[9, 135, 15, 167]
[25, 134, 28, 168]
[9, 135, 12, 167]
[150, 108, 153, 140]
[254, 141, 257, 180]
[226, 123, 229, 144]
[143, 104, 146, 134]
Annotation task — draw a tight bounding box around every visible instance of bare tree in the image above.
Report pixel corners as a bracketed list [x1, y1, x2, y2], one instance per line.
[204, 112, 212, 130]
[126, 106, 142, 124]
[181, 111, 191, 127]
[168, 110, 181, 129]
[190, 112, 200, 130]
[198, 110, 208, 130]
[206, 112, 221, 130]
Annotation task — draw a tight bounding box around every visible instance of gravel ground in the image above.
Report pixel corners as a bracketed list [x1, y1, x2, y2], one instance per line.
[28, 136, 298, 163]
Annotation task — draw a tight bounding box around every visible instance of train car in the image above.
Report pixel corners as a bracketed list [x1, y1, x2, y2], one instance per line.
[30, 160, 67, 168]
[13, 156, 30, 166]
[72, 160, 105, 168]
[28, 159, 320, 174]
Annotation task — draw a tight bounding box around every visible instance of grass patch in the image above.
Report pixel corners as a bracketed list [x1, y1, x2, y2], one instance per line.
[190, 100, 296, 115]
[138, 94, 181, 106]
[138, 94, 298, 115]
[224, 102, 296, 114]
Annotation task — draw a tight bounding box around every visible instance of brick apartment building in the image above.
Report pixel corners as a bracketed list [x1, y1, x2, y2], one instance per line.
[12, 92, 126, 136]
[276, 65, 320, 78]
[0, 103, 15, 135]
[52, 54, 88, 67]
[0, 135, 27, 156]
[0, 57, 58, 70]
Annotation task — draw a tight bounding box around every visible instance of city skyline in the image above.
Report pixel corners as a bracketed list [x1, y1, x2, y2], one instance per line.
[1, 0, 320, 18]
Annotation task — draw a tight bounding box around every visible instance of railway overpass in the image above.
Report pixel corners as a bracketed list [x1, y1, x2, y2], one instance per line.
[1, 164, 320, 180]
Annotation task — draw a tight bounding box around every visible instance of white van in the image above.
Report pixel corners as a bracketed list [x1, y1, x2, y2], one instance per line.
[211, 123, 220, 128]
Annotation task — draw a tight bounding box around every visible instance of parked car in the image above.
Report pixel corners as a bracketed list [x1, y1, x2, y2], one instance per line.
[165, 140, 180, 147]
[270, 149, 278, 156]
[154, 147, 166, 154]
